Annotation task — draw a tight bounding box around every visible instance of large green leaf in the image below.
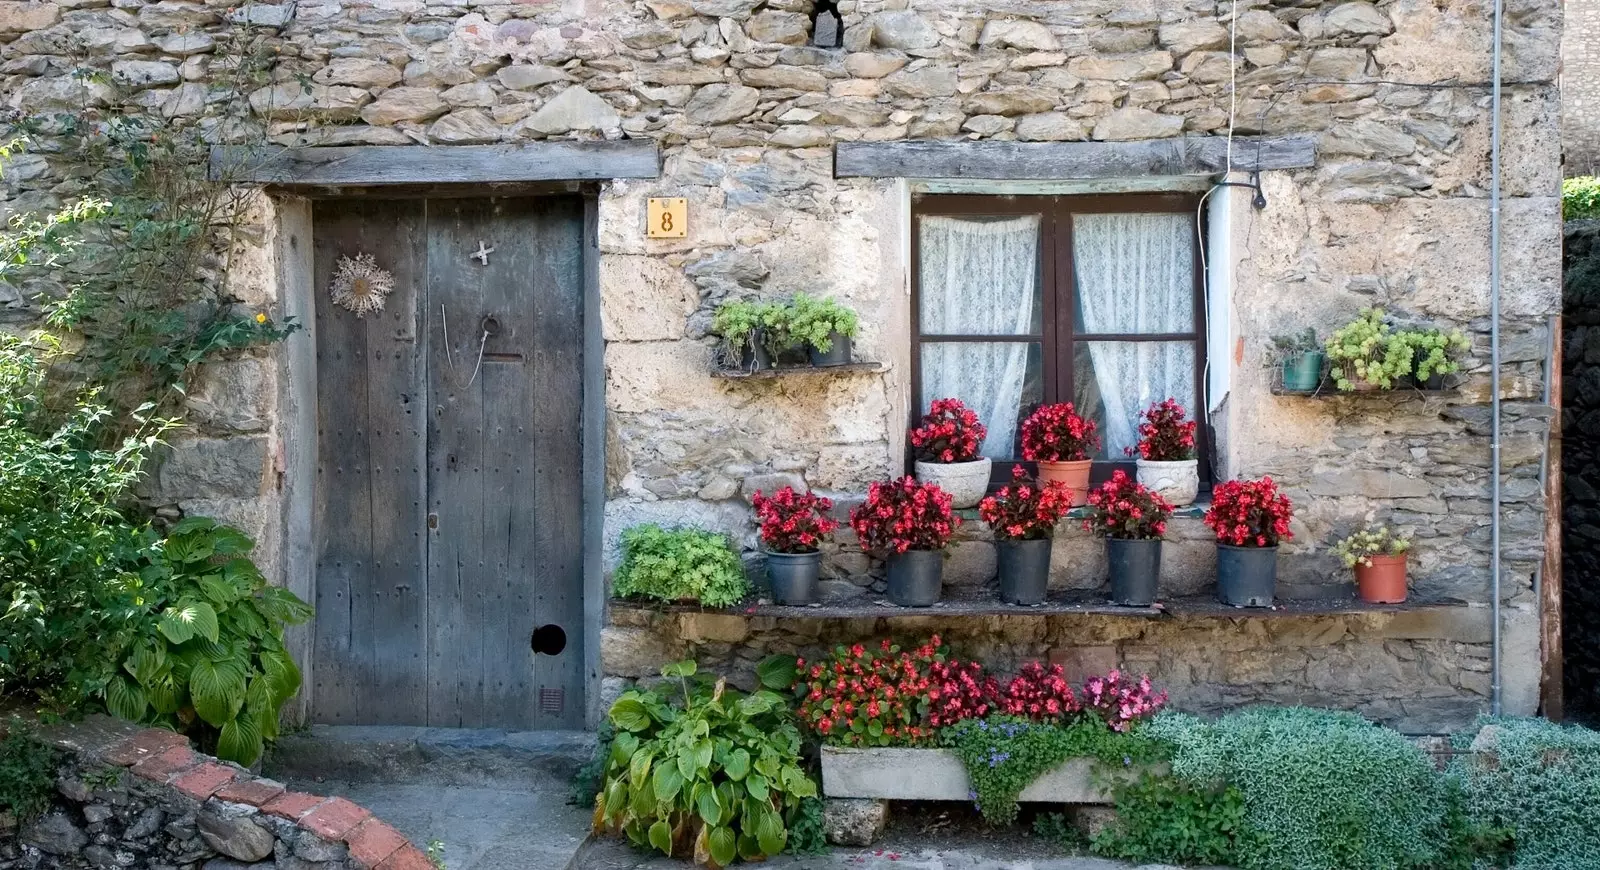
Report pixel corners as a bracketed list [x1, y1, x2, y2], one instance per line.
[146, 675, 180, 715]
[198, 573, 243, 605]
[694, 782, 722, 827]
[755, 654, 797, 690]
[647, 820, 672, 856]
[708, 825, 737, 867]
[652, 760, 684, 803]
[629, 748, 654, 790]
[692, 739, 713, 773]
[754, 808, 786, 857]
[189, 657, 246, 726]
[158, 600, 218, 644]
[208, 525, 256, 556]
[610, 732, 639, 768]
[610, 697, 652, 732]
[660, 660, 696, 678]
[123, 642, 165, 685]
[725, 748, 751, 781]
[168, 516, 219, 537]
[162, 533, 214, 565]
[603, 779, 628, 822]
[216, 715, 263, 766]
[106, 676, 148, 722]
[259, 647, 301, 700]
[746, 773, 769, 803]
[258, 585, 313, 625]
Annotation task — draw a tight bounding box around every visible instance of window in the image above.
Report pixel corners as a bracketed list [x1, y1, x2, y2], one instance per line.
[911, 193, 1208, 483]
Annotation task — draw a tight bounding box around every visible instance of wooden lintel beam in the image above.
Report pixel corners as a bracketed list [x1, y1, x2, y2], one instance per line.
[209, 140, 661, 186]
[834, 135, 1318, 179]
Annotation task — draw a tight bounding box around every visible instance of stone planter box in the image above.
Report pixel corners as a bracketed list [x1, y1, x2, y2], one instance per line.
[821, 745, 1150, 804]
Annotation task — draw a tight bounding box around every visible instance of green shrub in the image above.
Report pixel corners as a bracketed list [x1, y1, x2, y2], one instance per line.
[612, 524, 749, 608]
[0, 723, 60, 823]
[787, 294, 859, 353]
[1565, 176, 1600, 220]
[1091, 772, 1254, 866]
[109, 518, 313, 766]
[1149, 708, 1448, 870]
[595, 660, 818, 867]
[784, 796, 828, 856]
[571, 721, 616, 807]
[1449, 717, 1600, 870]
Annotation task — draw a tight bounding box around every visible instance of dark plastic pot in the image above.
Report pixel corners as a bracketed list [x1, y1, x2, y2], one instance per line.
[739, 332, 773, 372]
[1282, 351, 1325, 391]
[1216, 544, 1278, 608]
[765, 550, 821, 605]
[1108, 537, 1162, 606]
[886, 549, 943, 607]
[997, 538, 1052, 606]
[808, 332, 853, 367]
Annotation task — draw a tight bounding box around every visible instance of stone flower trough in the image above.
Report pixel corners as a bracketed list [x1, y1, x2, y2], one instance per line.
[820, 745, 1147, 803]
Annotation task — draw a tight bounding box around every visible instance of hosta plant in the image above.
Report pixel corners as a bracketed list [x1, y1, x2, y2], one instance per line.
[595, 660, 818, 868]
[109, 517, 313, 766]
[612, 524, 750, 608]
[1331, 523, 1412, 569]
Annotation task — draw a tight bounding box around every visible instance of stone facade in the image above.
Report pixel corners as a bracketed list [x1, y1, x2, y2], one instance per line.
[1563, 0, 1600, 175]
[0, 0, 1564, 728]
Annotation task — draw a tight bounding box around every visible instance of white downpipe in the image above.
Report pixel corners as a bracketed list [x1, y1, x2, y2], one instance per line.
[1490, 0, 1505, 716]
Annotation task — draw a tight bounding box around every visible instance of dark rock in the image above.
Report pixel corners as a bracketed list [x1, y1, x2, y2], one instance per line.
[197, 807, 274, 862]
[23, 813, 89, 854]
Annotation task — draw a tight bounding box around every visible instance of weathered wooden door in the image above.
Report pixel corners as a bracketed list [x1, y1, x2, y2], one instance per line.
[311, 197, 586, 729]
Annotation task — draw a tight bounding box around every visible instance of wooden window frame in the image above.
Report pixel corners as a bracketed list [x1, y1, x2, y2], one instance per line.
[909, 192, 1211, 487]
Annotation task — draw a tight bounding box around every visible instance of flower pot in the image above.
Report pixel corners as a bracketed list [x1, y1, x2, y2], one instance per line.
[773, 344, 811, 367]
[886, 548, 943, 607]
[808, 332, 853, 367]
[1216, 544, 1277, 607]
[1281, 351, 1325, 391]
[1107, 537, 1162, 606]
[1036, 459, 1093, 507]
[1134, 458, 1199, 507]
[1355, 553, 1408, 604]
[765, 550, 822, 605]
[996, 538, 1052, 606]
[914, 458, 991, 510]
[739, 332, 773, 372]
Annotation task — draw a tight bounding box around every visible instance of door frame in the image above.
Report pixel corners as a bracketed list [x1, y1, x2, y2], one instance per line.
[272, 184, 612, 728]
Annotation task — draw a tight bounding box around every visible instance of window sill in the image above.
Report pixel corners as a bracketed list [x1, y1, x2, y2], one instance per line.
[953, 500, 1210, 523]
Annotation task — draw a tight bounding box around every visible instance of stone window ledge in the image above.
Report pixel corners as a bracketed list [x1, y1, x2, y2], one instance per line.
[953, 500, 1210, 523]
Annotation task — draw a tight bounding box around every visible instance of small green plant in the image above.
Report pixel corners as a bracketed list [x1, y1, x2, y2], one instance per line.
[1449, 717, 1600, 870]
[756, 300, 803, 356]
[787, 294, 859, 353]
[109, 517, 313, 766]
[711, 300, 767, 356]
[571, 721, 616, 807]
[1268, 327, 1321, 359]
[0, 724, 59, 824]
[80, 766, 123, 790]
[1331, 523, 1412, 569]
[595, 660, 818, 867]
[1565, 176, 1600, 220]
[1091, 773, 1253, 866]
[425, 839, 446, 869]
[1396, 326, 1471, 382]
[612, 524, 750, 608]
[1325, 308, 1414, 390]
[1033, 811, 1086, 851]
[784, 796, 828, 856]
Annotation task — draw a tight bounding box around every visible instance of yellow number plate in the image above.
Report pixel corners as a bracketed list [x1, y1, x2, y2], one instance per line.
[647, 197, 687, 239]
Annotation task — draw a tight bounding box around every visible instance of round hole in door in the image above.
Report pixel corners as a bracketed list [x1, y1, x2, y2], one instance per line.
[531, 624, 566, 656]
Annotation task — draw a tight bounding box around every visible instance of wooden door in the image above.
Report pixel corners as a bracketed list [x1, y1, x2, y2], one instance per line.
[311, 197, 586, 729]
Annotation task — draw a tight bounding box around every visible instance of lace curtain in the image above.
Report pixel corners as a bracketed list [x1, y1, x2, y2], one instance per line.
[1072, 212, 1196, 458]
[919, 215, 1041, 461]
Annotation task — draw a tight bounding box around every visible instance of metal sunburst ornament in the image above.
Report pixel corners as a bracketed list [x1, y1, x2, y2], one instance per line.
[329, 253, 394, 317]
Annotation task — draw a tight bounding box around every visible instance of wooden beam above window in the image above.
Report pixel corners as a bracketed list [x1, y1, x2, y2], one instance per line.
[834, 135, 1317, 180]
[209, 141, 661, 186]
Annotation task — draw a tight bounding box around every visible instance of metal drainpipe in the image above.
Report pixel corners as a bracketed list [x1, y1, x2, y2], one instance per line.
[1489, 0, 1505, 716]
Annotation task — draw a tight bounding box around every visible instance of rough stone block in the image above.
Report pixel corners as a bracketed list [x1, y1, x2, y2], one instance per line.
[601, 626, 676, 678]
[943, 539, 996, 586]
[0, 1, 59, 32]
[678, 612, 750, 643]
[213, 777, 286, 807]
[598, 255, 696, 342]
[822, 798, 888, 846]
[198, 804, 275, 862]
[1048, 646, 1119, 684]
[820, 746, 1134, 802]
[185, 357, 277, 434]
[153, 436, 268, 501]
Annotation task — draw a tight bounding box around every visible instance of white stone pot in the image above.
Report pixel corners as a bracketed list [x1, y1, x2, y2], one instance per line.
[914, 457, 991, 509]
[1135, 458, 1199, 506]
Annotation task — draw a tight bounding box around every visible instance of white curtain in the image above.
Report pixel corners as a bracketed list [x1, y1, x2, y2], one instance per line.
[1073, 213, 1196, 458]
[919, 215, 1040, 461]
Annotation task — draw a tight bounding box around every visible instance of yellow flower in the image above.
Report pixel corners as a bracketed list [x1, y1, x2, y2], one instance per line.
[255, 312, 267, 324]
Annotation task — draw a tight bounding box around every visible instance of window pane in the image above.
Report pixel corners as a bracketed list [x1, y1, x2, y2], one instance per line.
[919, 215, 1043, 336]
[1072, 213, 1195, 335]
[921, 342, 1043, 461]
[1072, 341, 1197, 460]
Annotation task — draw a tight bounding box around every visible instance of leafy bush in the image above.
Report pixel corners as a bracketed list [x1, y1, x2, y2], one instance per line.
[1325, 307, 1412, 390]
[1449, 717, 1600, 870]
[1565, 176, 1600, 220]
[1149, 708, 1449, 870]
[787, 294, 858, 353]
[0, 723, 60, 823]
[711, 300, 768, 354]
[612, 524, 749, 608]
[784, 796, 828, 856]
[594, 660, 818, 867]
[109, 518, 312, 766]
[1091, 772, 1253, 866]
[571, 721, 617, 807]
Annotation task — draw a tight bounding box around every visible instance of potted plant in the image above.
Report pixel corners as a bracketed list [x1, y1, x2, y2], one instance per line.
[1332, 522, 1412, 604]
[910, 398, 991, 509]
[1127, 398, 1199, 507]
[849, 477, 959, 607]
[978, 465, 1072, 606]
[1397, 326, 1471, 389]
[1271, 327, 1325, 391]
[759, 300, 808, 367]
[612, 524, 751, 607]
[1325, 308, 1413, 391]
[1020, 402, 1100, 506]
[1202, 476, 1294, 608]
[751, 486, 839, 605]
[790, 293, 859, 367]
[712, 299, 771, 372]
[1083, 470, 1174, 607]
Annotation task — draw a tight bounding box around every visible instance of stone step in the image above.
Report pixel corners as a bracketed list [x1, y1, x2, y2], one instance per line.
[266, 725, 596, 788]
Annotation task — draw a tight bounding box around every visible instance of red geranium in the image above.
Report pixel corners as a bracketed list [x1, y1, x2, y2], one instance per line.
[996, 661, 1080, 722]
[1082, 669, 1168, 732]
[1203, 476, 1294, 548]
[978, 465, 1072, 541]
[849, 476, 959, 554]
[752, 486, 839, 554]
[1127, 398, 1196, 462]
[910, 398, 987, 463]
[1020, 402, 1101, 462]
[1083, 470, 1174, 540]
[794, 636, 951, 747]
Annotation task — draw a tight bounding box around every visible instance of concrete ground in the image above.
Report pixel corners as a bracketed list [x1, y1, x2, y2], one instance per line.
[575, 837, 1212, 870]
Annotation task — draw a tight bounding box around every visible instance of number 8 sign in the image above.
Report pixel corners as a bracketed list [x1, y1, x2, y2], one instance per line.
[646, 197, 688, 239]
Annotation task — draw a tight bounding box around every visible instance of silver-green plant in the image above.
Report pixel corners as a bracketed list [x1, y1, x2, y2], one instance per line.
[1330, 523, 1412, 569]
[788, 293, 859, 354]
[1325, 308, 1414, 390]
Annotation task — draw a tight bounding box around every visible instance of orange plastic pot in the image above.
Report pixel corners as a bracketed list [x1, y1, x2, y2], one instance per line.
[1355, 553, 1408, 603]
[1036, 459, 1093, 506]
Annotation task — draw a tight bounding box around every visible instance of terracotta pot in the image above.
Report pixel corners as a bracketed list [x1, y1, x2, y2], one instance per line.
[914, 458, 991, 509]
[1355, 553, 1408, 603]
[1036, 459, 1093, 506]
[1135, 458, 1199, 507]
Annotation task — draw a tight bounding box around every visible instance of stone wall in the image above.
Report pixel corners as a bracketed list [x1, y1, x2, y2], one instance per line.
[1563, 219, 1600, 723]
[1, 714, 434, 870]
[0, 0, 1564, 725]
[1563, 0, 1600, 175]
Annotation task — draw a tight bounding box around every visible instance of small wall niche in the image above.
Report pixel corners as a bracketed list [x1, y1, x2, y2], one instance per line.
[811, 0, 843, 48]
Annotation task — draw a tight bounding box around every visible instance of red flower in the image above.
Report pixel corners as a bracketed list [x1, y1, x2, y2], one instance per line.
[1082, 471, 1175, 541]
[1124, 398, 1197, 462]
[752, 486, 839, 554]
[978, 465, 1072, 542]
[996, 662, 1080, 723]
[909, 398, 988, 463]
[1020, 403, 1101, 462]
[849, 477, 960, 554]
[1202, 476, 1295, 548]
